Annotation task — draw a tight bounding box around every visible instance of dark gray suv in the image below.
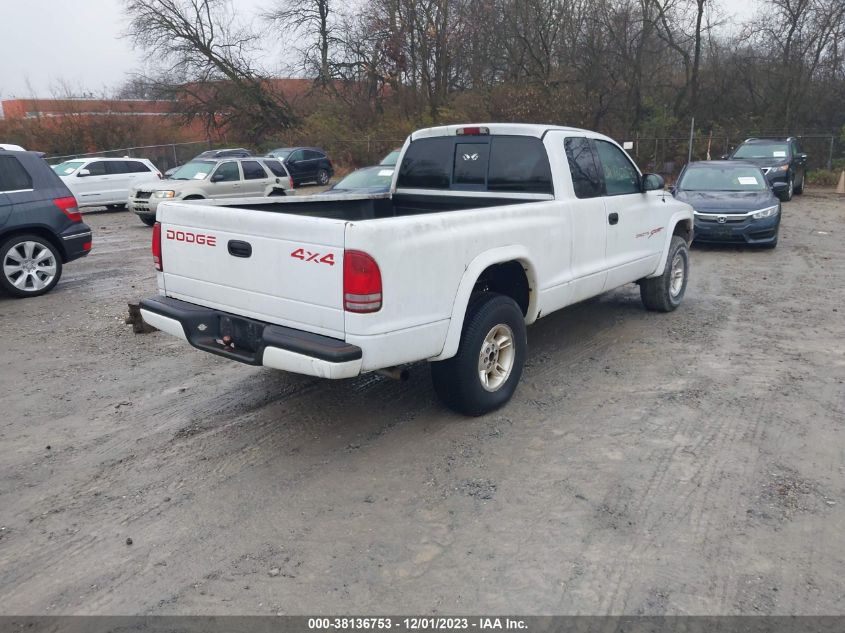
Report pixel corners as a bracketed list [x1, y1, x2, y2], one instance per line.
[0, 150, 92, 297]
[727, 137, 807, 202]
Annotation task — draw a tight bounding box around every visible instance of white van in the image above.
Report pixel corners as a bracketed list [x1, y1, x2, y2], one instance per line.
[52, 157, 162, 209]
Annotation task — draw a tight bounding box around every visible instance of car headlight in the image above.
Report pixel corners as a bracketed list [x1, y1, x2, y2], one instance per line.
[154, 190, 176, 198]
[768, 164, 789, 172]
[752, 205, 780, 219]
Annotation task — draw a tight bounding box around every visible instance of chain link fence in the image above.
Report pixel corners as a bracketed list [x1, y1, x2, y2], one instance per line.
[621, 132, 843, 181]
[47, 141, 215, 173]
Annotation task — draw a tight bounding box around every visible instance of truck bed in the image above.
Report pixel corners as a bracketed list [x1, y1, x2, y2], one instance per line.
[195, 191, 551, 221]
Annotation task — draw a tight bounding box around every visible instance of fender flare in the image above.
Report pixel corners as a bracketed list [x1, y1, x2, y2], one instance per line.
[647, 211, 694, 278]
[430, 245, 539, 362]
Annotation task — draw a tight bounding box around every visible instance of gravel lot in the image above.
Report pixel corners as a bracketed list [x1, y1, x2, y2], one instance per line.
[0, 190, 843, 615]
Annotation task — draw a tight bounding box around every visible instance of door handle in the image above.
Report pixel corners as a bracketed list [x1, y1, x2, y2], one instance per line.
[608, 212, 619, 225]
[227, 240, 252, 258]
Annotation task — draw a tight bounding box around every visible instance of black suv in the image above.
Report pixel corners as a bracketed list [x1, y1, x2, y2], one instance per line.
[192, 148, 253, 160]
[0, 150, 92, 297]
[727, 137, 807, 201]
[264, 147, 334, 186]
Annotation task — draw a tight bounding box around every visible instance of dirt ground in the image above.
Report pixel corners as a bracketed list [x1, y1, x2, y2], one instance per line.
[0, 190, 843, 616]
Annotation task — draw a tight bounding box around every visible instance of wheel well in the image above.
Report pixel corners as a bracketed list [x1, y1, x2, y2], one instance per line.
[183, 195, 204, 200]
[673, 219, 692, 244]
[0, 227, 67, 262]
[473, 261, 530, 316]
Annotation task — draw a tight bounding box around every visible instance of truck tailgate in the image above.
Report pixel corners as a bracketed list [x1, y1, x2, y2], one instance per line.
[158, 201, 347, 338]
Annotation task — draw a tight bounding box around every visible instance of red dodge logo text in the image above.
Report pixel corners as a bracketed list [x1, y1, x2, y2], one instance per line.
[166, 229, 217, 246]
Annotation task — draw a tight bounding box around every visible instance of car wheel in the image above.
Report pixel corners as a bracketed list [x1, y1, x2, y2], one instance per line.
[139, 216, 156, 227]
[640, 235, 689, 312]
[794, 173, 805, 195]
[317, 169, 330, 186]
[779, 177, 793, 202]
[431, 293, 527, 416]
[106, 204, 127, 211]
[0, 234, 63, 298]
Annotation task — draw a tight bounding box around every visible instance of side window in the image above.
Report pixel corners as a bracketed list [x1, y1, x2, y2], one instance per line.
[565, 137, 602, 199]
[288, 150, 305, 162]
[594, 140, 640, 196]
[106, 161, 129, 175]
[488, 136, 553, 194]
[262, 159, 288, 177]
[85, 161, 108, 176]
[127, 161, 152, 173]
[242, 160, 268, 180]
[212, 161, 240, 182]
[0, 156, 33, 192]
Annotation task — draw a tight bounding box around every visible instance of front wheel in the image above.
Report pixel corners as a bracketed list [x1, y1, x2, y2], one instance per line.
[640, 235, 689, 312]
[106, 203, 127, 211]
[139, 215, 156, 227]
[0, 234, 63, 298]
[778, 177, 794, 202]
[793, 173, 805, 195]
[431, 293, 527, 416]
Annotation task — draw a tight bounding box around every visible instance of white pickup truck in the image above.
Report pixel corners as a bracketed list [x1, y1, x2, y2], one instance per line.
[141, 124, 693, 415]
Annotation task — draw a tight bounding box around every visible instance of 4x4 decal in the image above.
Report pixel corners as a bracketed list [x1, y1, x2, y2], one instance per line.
[290, 248, 336, 266]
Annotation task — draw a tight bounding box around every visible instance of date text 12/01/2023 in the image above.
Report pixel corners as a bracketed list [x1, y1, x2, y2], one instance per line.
[307, 618, 528, 630]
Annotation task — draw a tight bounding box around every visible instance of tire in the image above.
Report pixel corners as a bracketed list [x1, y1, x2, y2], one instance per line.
[0, 234, 63, 298]
[794, 173, 805, 195]
[317, 169, 330, 186]
[106, 203, 127, 211]
[778, 177, 793, 202]
[268, 188, 287, 197]
[431, 293, 527, 416]
[139, 215, 156, 227]
[640, 235, 689, 312]
[182, 195, 204, 200]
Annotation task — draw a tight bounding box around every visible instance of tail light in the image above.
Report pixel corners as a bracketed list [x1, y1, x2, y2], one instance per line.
[54, 196, 81, 222]
[152, 222, 163, 271]
[289, 175, 294, 190]
[343, 250, 381, 313]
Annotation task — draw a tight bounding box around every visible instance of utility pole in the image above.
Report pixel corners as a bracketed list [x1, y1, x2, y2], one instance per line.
[688, 118, 695, 164]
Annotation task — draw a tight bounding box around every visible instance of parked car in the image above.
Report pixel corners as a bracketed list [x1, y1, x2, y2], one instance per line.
[52, 157, 162, 209]
[320, 165, 394, 194]
[726, 137, 807, 202]
[0, 149, 92, 297]
[264, 147, 334, 186]
[379, 149, 402, 166]
[0, 143, 26, 151]
[140, 123, 693, 415]
[128, 157, 293, 226]
[672, 160, 780, 248]
[192, 148, 253, 160]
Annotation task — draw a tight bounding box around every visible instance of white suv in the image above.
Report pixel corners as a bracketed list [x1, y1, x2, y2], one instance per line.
[52, 157, 162, 209]
[129, 157, 294, 226]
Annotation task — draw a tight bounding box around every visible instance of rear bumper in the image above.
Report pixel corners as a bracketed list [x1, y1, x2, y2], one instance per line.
[60, 223, 93, 261]
[139, 296, 363, 379]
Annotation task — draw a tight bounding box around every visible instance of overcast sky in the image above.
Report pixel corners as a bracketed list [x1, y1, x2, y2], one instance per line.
[0, 0, 759, 100]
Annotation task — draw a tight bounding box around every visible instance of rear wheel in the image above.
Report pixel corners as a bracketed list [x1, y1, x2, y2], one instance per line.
[640, 235, 689, 312]
[431, 293, 527, 416]
[106, 203, 127, 211]
[0, 234, 63, 298]
[317, 169, 330, 186]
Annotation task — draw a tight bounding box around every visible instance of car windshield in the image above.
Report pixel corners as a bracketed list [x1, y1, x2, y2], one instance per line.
[733, 143, 789, 160]
[380, 150, 401, 165]
[268, 149, 291, 159]
[170, 161, 216, 180]
[52, 161, 86, 176]
[332, 167, 394, 191]
[679, 166, 767, 191]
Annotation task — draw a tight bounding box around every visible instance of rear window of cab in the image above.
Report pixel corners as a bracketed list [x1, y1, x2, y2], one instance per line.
[397, 135, 553, 194]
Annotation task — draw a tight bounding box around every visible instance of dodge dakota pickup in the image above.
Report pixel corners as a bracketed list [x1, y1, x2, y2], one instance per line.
[141, 124, 693, 415]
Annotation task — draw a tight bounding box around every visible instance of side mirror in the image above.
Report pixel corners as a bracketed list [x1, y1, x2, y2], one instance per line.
[641, 173, 665, 192]
[210, 173, 224, 183]
[799, 153, 808, 161]
[78, 169, 91, 177]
